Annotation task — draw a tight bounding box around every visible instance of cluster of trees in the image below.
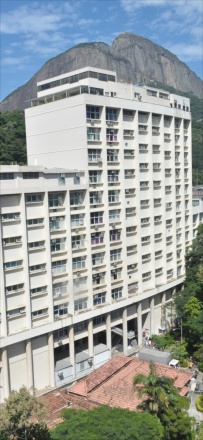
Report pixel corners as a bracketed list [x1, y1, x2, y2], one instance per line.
[0, 110, 27, 165]
[175, 224, 203, 369]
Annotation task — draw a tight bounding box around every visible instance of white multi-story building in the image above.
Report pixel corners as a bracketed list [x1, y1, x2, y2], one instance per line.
[192, 186, 203, 237]
[0, 67, 192, 402]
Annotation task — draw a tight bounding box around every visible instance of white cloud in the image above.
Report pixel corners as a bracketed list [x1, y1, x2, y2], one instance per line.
[166, 42, 203, 62]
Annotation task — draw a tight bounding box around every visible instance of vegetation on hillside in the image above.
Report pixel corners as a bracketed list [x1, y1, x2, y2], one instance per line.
[0, 110, 27, 165]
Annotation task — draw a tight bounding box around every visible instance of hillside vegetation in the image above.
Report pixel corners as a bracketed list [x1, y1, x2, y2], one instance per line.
[0, 88, 202, 183]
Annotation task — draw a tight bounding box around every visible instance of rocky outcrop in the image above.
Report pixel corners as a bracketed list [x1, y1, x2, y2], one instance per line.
[1, 33, 202, 112]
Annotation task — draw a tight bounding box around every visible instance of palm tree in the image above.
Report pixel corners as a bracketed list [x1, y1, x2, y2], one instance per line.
[133, 361, 179, 415]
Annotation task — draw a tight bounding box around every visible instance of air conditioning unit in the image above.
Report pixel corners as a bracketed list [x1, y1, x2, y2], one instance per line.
[113, 262, 117, 266]
[75, 229, 79, 233]
[95, 226, 98, 231]
[52, 239, 56, 243]
[131, 151, 134, 155]
[125, 189, 130, 194]
[107, 122, 111, 126]
[97, 159, 103, 164]
[75, 173, 80, 177]
[90, 121, 94, 126]
[51, 217, 56, 220]
[112, 223, 116, 228]
[131, 265, 135, 269]
[77, 272, 81, 277]
[15, 238, 22, 243]
[61, 174, 65, 178]
[130, 131, 133, 135]
[3, 241, 6, 245]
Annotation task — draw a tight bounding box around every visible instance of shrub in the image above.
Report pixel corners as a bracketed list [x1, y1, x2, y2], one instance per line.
[196, 394, 203, 412]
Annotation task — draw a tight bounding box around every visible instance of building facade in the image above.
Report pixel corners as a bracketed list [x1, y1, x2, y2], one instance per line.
[0, 67, 192, 401]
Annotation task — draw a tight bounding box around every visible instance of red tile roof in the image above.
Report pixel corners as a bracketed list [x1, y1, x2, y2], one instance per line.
[68, 356, 192, 411]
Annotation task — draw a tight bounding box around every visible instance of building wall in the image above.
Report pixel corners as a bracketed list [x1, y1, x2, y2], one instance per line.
[0, 68, 192, 401]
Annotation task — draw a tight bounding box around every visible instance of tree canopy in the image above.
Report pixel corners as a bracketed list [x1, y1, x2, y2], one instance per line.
[50, 405, 164, 440]
[0, 110, 27, 165]
[133, 361, 195, 440]
[0, 386, 50, 440]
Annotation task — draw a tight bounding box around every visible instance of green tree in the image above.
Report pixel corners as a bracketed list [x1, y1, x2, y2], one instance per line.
[133, 361, 195, 440]
[51, 406, 164, 440]
[0, 386, 50, 440]
[0, 110, 27, 165]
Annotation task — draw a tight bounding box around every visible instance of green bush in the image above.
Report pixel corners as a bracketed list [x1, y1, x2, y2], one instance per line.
[180, 359, 188, 368]
[196, 394, 203, 412]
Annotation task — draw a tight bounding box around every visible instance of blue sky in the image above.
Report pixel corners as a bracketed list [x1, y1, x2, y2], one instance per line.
[1, 0, 203, 101]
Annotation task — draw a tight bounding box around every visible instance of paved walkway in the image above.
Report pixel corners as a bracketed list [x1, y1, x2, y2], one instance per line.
[188, 371, 203, 423]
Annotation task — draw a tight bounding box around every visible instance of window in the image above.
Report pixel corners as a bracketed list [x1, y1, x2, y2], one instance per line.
[139, 144, 148, 151]
[139, 163, 148, 170]
[5, 284, 24, 294]
[140, 181, 149, 189]
[126, 207, 136, 216]
[4, 260, 22, 269]
[125, 169, 135, 178]
[154, 216, 162, 223]
[31, 286, 47, 296]
[128, 282, 138, 293]
[72, 256, 86, 270]
[108, 190, 119, 203]
[3, 236, 22, 245]
[112, 287, 122, 300]
[89, 170, 102, 183]
[52, 260, 67, 275]
[109, 230, 121, 241]
[192, 200, 200, 206]
[127, 264, 137, 271]
[154, 198, 161, 207]
[32, 308, 48, 318]
[74, 174, 80, 184]
[49, 192, 65, 207]
[30, 263, 46, 272]
[126, 226, 136, 234]
[111, 267, 122, 280]
[53, 282, 67, 297]
[90, 191, 102, 204]
[166, 236, 173, 243]
[155, 268, 163, 276]
[108, 170, 119, 182]
[142, 253, 151, 261]
[165, 186, 171, 194]
[140, 200, 149, 208]
[167, 252, 173, 260]
[153, 180, 161, 188]
[54, 303, 68, 318]
[166, 220, 172, 227]
[72, 235, 85, 249]
[106, 129, 118, 142]
[109, 209, 120, 222]
[93, 315, 105, 326]
[86, 105, 100, 120]
[70, 191, 84, 206]
[107, 149, 119, 162]
[127, 245, 137, 254]
[91, 232, 104, 245]
[54, 328, 68, 339]
[0, 173, 14, 180]
[93, 292, 106, 305]
[90, 212, 103, 225]
[92, 252, 105, 265]
[141, 217, 150, 225]
[51, 238, 66, 252]
[153, 163, 161, 170]
[50, 216, 65, 230]
[88, 149, 101, 162]
[92, 272, 105, 286]
[7, 307, 26, 318]
[165, 169, 171, 177]
[74, 298, 88, 311]
[28, 241, 45, 249]
[1, 212, 20, 221]
[27, 218, 43, 226]
[106, 108, 117, 121]
[110, 249, 121, 261]
[71, 214, 84, 227]
[155, 233, 162, 241]
[147, 89, 157, 96]
[25, 194, 43, 203]
[141, 236, 150, 244]
[22, 172, 39, 179]
[87, 127, 100, 141]
[142, 272, 151, 280]
[155, 250, 162, 259]
[153, 145, 160, 153]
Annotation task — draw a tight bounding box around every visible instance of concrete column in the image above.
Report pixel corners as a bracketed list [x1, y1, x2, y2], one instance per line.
[150, 297, 155, 336]
[2, 348, 9, 399]
[106, 313, 112, 356]
[88, 319, 94, 358]
[137, 302, 142, 346]
[122, 308, 128, 355]
[26, 339, 34, 392]
[69, 325, 76, 379]
[48, 333, 55, 387]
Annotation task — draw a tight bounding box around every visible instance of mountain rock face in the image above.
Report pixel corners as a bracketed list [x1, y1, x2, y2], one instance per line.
[1, 33, 202, 112]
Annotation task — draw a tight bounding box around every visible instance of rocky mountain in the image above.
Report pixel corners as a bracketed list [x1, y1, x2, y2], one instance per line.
[1, 32, 202, 112]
